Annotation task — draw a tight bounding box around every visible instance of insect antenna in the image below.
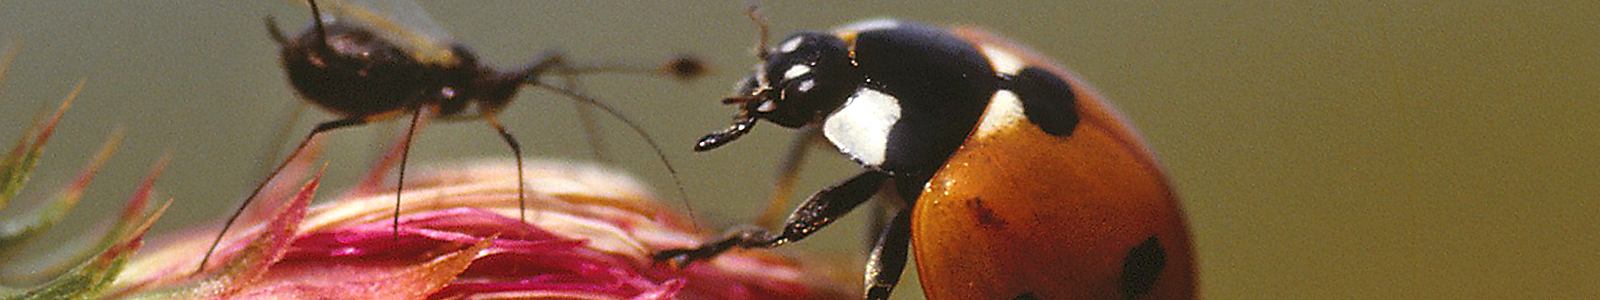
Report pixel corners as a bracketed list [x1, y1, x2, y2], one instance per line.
[745, 5, 772, 60]
[543, 55, 707, 82]
[527, 81, 699, 230]
[556, 56, 705, 163]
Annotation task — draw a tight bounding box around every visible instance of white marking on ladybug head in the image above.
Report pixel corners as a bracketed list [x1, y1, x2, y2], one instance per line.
[824, 88, 900, 167]
[779, 37, 805, 53]
[980, 44, 1026, 75]
[974, 89, 1025, 140]
[783, 64, 812, 80]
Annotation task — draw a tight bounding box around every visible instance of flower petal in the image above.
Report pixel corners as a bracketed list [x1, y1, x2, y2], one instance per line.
[223, 237, 489, 300]
[121, 173, 320, 299]
[113, 161, 851, 300]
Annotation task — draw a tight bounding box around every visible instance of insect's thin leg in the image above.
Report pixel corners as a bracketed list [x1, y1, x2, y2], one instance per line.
[517, 50, 640, 164]
[391, 106, 428, 238]
[574, 101, 609, 163]
[531, 84, 698, 228]
[200, 117, 366, 274]
[554, 61, 611, 164]
[654, 170, 889, 264]
[342, 118, 416, 198]
[755, 126, 822, 228]
[305, 0, 327, 46]
[484, 115, 527, 223]
[863, 208, 913, 300]
[253, 102, 307, 180]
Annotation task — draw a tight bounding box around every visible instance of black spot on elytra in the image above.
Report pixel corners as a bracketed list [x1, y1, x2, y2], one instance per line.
[1003, 67, 1079, 137]
[966, 197, 1007, 230]
[1120, 236, 1166, 299]
[1010, 292, 1041, 300]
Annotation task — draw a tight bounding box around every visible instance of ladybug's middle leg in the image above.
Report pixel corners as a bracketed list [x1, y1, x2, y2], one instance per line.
[656, 169, 889, 264]
[864, 207, 913, 300]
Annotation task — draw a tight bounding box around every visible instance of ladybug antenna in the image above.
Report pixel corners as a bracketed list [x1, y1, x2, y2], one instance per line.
[745, 5, 772, 60]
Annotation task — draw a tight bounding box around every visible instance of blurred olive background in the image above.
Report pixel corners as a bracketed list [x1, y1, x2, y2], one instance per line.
[2, 0, 1597, 299]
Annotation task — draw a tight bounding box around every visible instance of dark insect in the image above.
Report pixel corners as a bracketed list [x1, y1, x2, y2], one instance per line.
[199, 0, 702, 271]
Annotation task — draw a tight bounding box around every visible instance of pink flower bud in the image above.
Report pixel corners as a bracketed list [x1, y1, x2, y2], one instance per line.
[109, 161, 850, 300]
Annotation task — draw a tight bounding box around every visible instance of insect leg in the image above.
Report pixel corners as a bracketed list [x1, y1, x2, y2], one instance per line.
[252, 101, 307, 181]
[550, 58, 612, 164]
[655, 170, 889, 264]
[390, 106, 431, 237]
[200, 117, 367, 273]
[483, 115, 527, 223]
[532, 84, 697, 229]
[864, 208, 912, 300]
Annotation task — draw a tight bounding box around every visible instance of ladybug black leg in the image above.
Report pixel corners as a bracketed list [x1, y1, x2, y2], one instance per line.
[864, 208, 913, 300]
[655, 170, 890, 265]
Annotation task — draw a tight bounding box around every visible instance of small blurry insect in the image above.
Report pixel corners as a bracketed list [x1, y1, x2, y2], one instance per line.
[657, 8, 1194, 300]
[201, 0, 704, 270]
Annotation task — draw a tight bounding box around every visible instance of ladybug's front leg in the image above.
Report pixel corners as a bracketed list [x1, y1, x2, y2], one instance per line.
[655, 170, 890, 265]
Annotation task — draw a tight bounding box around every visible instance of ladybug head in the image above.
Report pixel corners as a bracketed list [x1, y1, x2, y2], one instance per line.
[696, 32, 860, 151]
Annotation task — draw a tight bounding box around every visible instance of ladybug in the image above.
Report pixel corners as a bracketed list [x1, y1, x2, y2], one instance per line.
[656, 15, 1195, 300]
